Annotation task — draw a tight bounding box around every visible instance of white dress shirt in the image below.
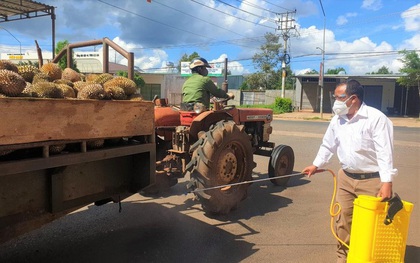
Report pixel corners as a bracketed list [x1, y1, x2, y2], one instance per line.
[313, 102, 398, 182]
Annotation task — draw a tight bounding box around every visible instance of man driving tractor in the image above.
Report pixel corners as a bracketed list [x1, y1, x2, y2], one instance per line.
[181, 57, 234, 111]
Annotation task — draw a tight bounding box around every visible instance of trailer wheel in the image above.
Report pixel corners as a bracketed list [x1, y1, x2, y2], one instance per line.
[188, 120, 255, 214]
[268, 145, 294, 186]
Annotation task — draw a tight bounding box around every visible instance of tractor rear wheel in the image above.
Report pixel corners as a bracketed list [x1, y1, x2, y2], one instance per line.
[188, 120, 255, 214]
[268, 145, 295, 186]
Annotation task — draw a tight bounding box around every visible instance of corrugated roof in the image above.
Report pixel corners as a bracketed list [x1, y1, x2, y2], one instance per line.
[0, 0, 54, 23]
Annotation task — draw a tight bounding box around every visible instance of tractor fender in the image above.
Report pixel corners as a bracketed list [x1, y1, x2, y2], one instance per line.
[189, 111, 233, 140]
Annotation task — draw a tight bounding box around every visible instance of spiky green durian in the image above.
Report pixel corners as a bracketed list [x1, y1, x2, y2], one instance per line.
[32, 72, 51, 84]
[104, 76, 137, 96]
[56, 83, 76, 98]
[87, 139, 105, 149]
[29, 82, 64, 98]
[93, 73, 114, 85]
[104, 85, 127, 100]
[128, 93, 143, 101]
[40, 62, 62, 81]
[77, 83, 104, 100]
[62, 68, 81, 82]
[17, 65, 41, 82]
[0, 69, 27, 96]
[49, 144, 66, 154]
[0, 60, 18, 73]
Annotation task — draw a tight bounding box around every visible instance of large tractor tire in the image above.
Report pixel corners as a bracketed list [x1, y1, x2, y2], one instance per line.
[187, 120, 255, 214]
[268, 144, 295, 186]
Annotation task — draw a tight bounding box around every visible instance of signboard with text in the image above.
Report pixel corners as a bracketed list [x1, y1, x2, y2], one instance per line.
[180, 61, 223, 76]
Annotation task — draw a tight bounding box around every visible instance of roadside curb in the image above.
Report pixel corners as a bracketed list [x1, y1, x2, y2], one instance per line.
[273, 112, 420, 128]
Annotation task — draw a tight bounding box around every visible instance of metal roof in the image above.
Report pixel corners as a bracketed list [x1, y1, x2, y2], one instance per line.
[0, 0, 54, 23]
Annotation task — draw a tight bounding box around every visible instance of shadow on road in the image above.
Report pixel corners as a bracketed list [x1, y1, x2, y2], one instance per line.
[405, 245, 420, 262]
[0, 202, 257, 263]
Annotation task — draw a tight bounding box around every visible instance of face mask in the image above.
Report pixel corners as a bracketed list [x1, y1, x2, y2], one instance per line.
[332, 96, 353, 116]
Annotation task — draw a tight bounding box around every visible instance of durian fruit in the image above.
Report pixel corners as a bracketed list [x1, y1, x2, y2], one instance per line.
[104, 85, 127, 100]
[40, 62, 62, 81]
[77, 83, 105, 100]
[93, 73, 113, 85]
[49, 144, 66, 154]
[56, 83, 76, 98]
[0, 60, 18, 73]
[32, 72, 51, 84]
[62, 68, 81, 82]
[0, 69, 27, 96]
[87, 139, 105, 149]
[85, 74, 98, 82]
[128, 93, 143, 101]
[104, 76, 137, 96]
[21, 82, 33, 97]
[72, 80, 89, 94]
[17, 65, 40, 82]
[53, 79, 74, 87]
[29, 82, 64, 98]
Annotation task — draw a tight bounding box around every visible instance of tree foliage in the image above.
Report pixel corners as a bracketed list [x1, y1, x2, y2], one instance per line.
[116, 70, 145, 90]
[366, 65, 392, 74]
[177, 52, 200, 72]
[304, 69, 319, 74]
[397, 50, 420, 88]
[243, 32, 293, 90]
[326, 67, 346, 75]
[55, 40, 79, 72]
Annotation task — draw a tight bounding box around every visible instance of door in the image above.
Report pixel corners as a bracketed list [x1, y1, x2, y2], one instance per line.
[363, 85, 383, 111]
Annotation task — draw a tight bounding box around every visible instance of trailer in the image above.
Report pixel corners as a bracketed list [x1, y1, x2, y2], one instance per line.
[0, 97, 156, 244]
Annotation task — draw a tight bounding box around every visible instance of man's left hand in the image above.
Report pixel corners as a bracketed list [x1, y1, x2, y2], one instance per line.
[377, 182, 393, 201]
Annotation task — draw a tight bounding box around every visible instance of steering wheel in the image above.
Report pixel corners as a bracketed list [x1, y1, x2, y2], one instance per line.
[211, 96, 232, 111]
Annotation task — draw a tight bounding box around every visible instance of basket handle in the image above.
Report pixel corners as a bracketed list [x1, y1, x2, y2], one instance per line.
[384, 193, 404, 225]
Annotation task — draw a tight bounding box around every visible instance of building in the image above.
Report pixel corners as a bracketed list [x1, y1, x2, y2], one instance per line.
[1, 51, 135, 74]
[294, 74, 419, 116]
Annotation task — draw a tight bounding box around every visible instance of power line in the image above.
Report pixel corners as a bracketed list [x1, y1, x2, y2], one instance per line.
[263, 0, 295, 12]
[97, 0, 215, 41]
[214, 0, 276, 22]
[190, 0, 276, 29]
[233, 0, 278, 16]
[152, 0, 251, 39]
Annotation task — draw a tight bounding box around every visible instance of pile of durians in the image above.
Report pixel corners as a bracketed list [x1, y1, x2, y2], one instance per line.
[0, 60, 142, 155]
[0, 60, 142, 100]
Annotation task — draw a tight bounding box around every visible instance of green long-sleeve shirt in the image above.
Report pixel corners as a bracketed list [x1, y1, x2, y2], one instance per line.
[182, 73, 228, 109]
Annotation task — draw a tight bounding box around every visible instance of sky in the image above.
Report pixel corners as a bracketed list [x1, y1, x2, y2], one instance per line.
[0, 0, 419, 76]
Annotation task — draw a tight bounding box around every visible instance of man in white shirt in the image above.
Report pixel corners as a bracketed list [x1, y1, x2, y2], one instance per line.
[302, 79, 397, 263]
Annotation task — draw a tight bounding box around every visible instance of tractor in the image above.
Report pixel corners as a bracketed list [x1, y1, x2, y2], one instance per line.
[152, 96, 295, 214]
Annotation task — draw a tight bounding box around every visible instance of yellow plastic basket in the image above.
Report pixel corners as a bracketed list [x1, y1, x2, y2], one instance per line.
[347, 195, 414, 263]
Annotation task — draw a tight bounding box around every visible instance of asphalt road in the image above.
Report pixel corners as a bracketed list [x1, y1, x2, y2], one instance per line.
[0, 120, 418, 263]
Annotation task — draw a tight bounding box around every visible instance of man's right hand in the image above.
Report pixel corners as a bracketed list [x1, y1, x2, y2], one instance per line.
[302, 165, 318, 177]
[227, 92, 235, 100]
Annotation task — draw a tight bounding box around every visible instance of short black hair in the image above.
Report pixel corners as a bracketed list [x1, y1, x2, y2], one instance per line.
[345, 79, 364, 102]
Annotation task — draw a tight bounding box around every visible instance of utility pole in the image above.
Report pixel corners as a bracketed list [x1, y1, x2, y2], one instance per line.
[275, 10, 297, 98]
[318, 0, 326, 119]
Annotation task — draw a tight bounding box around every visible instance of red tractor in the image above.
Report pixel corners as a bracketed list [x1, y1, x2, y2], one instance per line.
[153, 97, 294, 214]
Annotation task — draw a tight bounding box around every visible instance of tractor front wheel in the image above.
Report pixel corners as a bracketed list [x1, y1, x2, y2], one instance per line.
[187, 120, 255, 214]
[268, 145, 295, 186]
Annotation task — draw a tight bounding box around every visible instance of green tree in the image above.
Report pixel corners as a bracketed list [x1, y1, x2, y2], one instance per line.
[397, 50, 420, 88]
[177, 52, 200, 72]
[116, 70, 145, 92]
[55, 40, 79, 71]
[249, 32, 289, 90]
[326, 67, 346, 74]
[304, 69, 319, 74]
[367, 65, 393, 74]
